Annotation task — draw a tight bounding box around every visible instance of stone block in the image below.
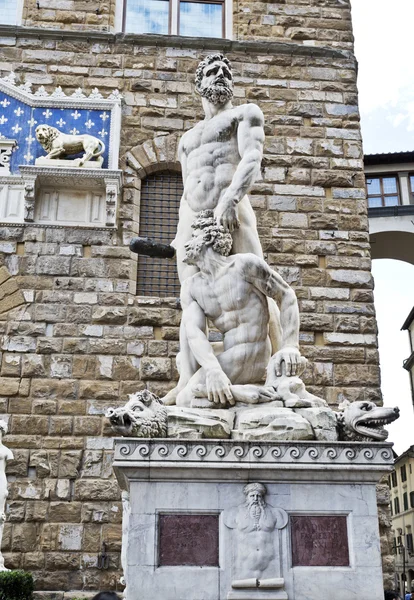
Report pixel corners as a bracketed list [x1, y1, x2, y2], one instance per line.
[11, 523, 38, 552]
[0, 376, 20, 395]
[74, 480, 121, 501]
[0, 265, 12, 285]
[280, 213, 308, 228]
[11, 415, 49, 435]
[49, 417, 73, 436]
[49, 501, 82, 522]
[73, 417, 101, 436]
[36, 257, 71, 276]
[45, 552, 80, 570]
[273, 184, 325, 197]
[25, 501, 49, 521]
[6, 449, 29, 476]
[58, 524, 83, 551]
[79, 381, 119, 399]
[140, 357, 171, 380]
[31, 379, 77, 400]
[324, 333, 377, 346]
[7, 501, 26, 522]
[81, 503, 110, 524]
[327, 269, 372, 288]
[286, 138, 313, 155]
[24, 552, 45, 570]
[22, 354, 46, 377]
[50, 355, 72, 379]
[58, 451, 82, 478]
[102, 523, 122, 551]
[128, 307, 180, 327]
[74, 292, 98, 304]
[92, 307, 128, 324]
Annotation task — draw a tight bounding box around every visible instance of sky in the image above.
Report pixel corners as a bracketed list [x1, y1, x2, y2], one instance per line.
[351, 0, 414, 454]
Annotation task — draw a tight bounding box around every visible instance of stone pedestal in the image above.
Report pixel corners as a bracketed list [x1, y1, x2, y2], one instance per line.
[113, 440, 394, 600]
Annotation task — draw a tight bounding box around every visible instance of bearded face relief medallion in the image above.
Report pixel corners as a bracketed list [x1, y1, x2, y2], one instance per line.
[223, 483, 288, 592]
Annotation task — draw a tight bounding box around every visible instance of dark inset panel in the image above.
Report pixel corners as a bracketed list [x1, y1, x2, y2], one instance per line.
[291, 515, 349, 567]
[158, 513, 219, 567]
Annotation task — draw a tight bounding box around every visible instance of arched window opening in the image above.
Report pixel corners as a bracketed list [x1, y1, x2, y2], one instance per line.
[137, 170, 182, 297]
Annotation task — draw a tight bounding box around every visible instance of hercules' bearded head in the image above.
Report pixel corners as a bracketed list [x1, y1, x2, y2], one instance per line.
[195, 53, 234, 105]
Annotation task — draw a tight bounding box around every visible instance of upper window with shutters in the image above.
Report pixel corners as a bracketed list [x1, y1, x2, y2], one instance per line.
[118, 0, 232, 38]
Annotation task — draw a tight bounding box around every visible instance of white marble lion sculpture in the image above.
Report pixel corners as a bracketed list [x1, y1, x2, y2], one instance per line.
[35, 124, 105, 166]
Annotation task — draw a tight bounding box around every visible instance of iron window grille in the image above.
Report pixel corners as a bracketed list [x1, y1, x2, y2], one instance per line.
[366, 175, 400, 208]
[123, 0, 225, 37]
[136, 170, 182, 298]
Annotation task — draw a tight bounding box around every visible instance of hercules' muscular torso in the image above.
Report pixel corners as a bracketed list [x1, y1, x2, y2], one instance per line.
[179, 105, 256, 212]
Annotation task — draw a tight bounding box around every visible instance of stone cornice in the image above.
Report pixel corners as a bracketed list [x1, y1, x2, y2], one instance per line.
[114, 439, 394, 465]
[0, 25, 355, 63]
[113, 439, 393, 487]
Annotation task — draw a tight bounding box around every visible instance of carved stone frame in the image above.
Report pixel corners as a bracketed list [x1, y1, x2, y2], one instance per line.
[119, 133, 182, 293]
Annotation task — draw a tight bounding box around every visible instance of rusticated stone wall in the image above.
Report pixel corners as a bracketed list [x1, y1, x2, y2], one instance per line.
[21, 0, 353, 52]
[0, 2, 389, 593]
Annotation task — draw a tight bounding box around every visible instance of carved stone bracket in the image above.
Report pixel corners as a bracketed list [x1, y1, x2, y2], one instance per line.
[23, 174, 36, 222]
[0, 140, 17, 176]
[104, 178, 121, 227]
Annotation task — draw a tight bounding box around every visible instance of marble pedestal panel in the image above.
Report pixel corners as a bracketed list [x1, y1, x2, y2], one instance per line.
[113, 440, 394, 600]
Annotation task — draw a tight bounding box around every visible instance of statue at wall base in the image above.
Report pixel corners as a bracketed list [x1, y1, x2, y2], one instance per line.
[120, 53, 401, 446]
[0, 420, 13, 572]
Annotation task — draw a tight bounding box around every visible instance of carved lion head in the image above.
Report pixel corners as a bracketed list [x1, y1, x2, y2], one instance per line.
[35, 124, 60, 153]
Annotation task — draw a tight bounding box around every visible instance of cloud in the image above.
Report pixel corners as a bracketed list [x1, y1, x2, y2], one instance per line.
[387, 113, 407, 128]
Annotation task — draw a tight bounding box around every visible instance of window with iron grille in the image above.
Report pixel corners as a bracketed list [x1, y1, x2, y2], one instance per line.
[136, 170, 182, 298]
[366, 175, 400, 208]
